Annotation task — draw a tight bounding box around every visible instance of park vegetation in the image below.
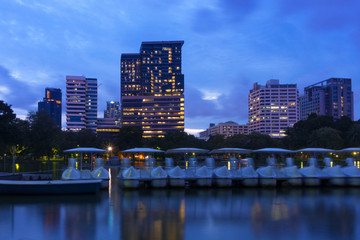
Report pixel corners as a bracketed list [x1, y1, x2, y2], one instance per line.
[1, 100, 360, 161]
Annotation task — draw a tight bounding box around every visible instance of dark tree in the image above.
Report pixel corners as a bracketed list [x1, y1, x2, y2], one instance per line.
[27, 111, 60, 159]
[0, 101, 17, 154]
[117, 126, 143, 150]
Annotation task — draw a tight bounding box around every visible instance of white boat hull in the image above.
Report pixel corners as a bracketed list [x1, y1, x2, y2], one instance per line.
[303, 178, 321, 187]
[215, 178, 232, 187]
[242, 178, 258, 187]
[347, 177, 360, 187]
[169, 178, 185, 187]
[151, 179, 167, 188]
[329, 178, 346, 186]
[122, 179, 140, 188]
[287, 178, 302, 186]
[259, 178, 276, 187]
[196, 178, 212, 187]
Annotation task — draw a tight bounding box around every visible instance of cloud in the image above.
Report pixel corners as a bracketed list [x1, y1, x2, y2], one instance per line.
[185, 80, 250, 129]
[278, 0, 360, 31]
[192, 0, 257, 34]
[0, 65, 40, 115]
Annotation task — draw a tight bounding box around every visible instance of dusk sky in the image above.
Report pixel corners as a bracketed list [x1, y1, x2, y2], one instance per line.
[1, 0, 359, 135]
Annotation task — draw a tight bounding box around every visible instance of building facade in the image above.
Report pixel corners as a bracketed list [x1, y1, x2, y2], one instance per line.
[104, 101, 121, 126]
[38, 88, 62, 128]
[299, 78, 353, 120]
[66, 76, 98, 132]
[199, 121, 249, 140]
[121, 41, 185, 138]
[248, 79, 299, 138]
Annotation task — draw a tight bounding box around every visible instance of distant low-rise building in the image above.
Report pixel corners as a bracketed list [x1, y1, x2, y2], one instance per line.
[199, 121, 249, 140]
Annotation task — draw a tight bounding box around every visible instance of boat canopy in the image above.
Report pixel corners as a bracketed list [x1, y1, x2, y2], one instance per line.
[296, 148, 335, 153]
[209, 148, 252, 154]
[337, 148, 360, 153]
[64, 147, 107, 153]
[121, 148, 163, 153]
[165, 148, 209, 154]
[253, 148, 294, 153]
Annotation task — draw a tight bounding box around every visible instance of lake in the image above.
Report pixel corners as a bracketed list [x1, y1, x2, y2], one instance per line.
[0, 168, 359, 240]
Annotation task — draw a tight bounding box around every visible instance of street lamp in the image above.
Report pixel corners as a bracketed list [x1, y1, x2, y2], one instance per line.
[108, 146, 112, 159]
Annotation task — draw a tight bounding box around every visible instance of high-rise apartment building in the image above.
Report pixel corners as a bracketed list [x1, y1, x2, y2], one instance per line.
[121, 41, 185, 138]
[248, 79, 299, 138]
[299, 78, 353, 120]
[38, 88, 62, 128]
[66, 76, 98, 132]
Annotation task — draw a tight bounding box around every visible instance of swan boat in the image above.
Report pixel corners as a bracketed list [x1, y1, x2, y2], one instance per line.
[195, 166, 213, 187]
[168, 166, 185, 187]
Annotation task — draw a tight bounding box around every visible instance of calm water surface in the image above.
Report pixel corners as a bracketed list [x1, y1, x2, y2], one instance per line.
[0, 168, 360, 240]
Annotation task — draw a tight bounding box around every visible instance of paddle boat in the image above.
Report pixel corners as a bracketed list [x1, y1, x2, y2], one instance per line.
[168, 166, 185, 187]
[322, 158, 346, 186]
[121, 166, 141, 188]
[151, 166, 168, 188]
[91, 158, 110, 188]
[214, 166, 232, 187]
[61, 158, 81, 180]
[280, 158, 302, 186]
[240, 158, 258, 187]
[298, 158, 323, 186]
[342, 158, 360, 186]
[196, 166, 213, 187]
[256, 158, 278, 187]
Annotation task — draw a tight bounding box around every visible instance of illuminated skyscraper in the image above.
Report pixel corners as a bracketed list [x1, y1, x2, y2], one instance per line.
[121, 41, 185, 138]
[66, 76, 98, 132]
[299, 78, 353, 120]
[248, 79, 299, 138]
[38, 88, 62, 128]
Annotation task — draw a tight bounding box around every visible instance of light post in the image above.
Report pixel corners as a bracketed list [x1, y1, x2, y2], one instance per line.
[108, 146, 112, 160]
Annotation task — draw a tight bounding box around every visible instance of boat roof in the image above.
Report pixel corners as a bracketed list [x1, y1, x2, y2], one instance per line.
[296, 148, 335, 153]
[121, 148, 163, 153]
[64, 147, 107, 153]
[253, 148, 294, 153]
[166, 148, 209, 154]
[209, 148, 252, 154]
[337, 148, 360, 153]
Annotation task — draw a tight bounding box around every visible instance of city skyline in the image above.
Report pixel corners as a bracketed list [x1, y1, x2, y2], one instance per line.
[1, 1, 359, 135]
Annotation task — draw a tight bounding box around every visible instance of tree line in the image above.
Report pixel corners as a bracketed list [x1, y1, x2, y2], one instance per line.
[1, 100, 360, 160]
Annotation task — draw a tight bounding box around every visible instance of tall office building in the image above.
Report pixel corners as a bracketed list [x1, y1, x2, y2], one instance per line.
[38, 88, 62, 128]
[248, 79, 299, 138]
[299, 78, 353, 120]
[66, 76, 98, 132]
[121, 41, 185, 138]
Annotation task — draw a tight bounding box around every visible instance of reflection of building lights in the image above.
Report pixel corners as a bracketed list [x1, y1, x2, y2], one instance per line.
[271, 199, 289, 221]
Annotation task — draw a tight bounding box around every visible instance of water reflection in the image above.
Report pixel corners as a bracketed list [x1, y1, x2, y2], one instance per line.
[0, 181, 360, 240]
